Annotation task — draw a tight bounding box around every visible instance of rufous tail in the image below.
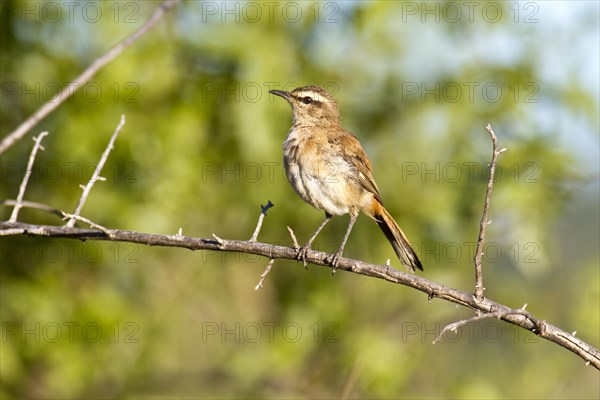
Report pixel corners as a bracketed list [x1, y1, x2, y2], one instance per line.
[374, 203, 423, 272]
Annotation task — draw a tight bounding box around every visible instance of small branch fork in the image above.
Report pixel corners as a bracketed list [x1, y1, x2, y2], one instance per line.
[474, 124, 507, 302]
[1, 123, 598, 369]
[433, 304, 528, 344]
[436, 124, 513, 350]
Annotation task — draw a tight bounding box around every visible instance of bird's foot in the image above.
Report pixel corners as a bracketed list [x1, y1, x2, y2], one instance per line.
[328, 251, 343, 275]
[296, 244, 311, 269]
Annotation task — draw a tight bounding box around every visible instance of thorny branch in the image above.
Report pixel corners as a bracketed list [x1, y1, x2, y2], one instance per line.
[433, 305, 527, 344]
[254, 259, 275, 291]
[65, 115, 126, 227]
[250, 201, 274, 242]
[0, 0, 180, 155]
[1, 124, 598, 369]
[437, 124, 518, 350]
[474, 124, 507, 302]
[1, 220, 598, 369]
[8, 132, 48, 223]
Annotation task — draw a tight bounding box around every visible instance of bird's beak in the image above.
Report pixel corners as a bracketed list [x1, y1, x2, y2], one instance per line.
[269, 89, 292, 101]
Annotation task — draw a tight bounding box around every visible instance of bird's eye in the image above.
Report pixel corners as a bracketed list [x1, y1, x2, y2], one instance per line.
[302, 96, 313, 104]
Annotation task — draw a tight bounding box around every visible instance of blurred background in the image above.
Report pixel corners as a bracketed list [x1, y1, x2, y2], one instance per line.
[1, 0, 598, 398]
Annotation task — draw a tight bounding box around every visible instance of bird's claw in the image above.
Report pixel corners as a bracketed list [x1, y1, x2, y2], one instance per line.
[297, 244, 342, 275]
[296, 245, 310, 269]
[329, 251, 343, 275]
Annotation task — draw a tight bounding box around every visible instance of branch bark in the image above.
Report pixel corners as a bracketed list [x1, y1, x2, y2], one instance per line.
[1, 220, 598, 369]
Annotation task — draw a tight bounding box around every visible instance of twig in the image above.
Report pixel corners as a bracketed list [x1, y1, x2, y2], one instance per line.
[0, 0, 180, 155]
[8, 132, 49, 223]
[212, 233, 225, 248]
[1, 199, 63, 218]
[249, 200, 274, 242]
[433, 310, 506, 344]
[474, 124, 507, 302]
[254, 258, 275, 290]
[434, 304, 530, 344]
[287, 226, 300, 249]
[65, 115, 126, 227]
[2, 220, 598, 369]
[61, 213, 113, 236]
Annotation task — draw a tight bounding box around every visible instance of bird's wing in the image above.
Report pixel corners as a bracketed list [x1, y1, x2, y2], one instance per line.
[335, 130, 382, 201]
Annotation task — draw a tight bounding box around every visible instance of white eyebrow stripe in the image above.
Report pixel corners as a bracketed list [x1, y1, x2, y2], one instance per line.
[293, 91, 328, 102]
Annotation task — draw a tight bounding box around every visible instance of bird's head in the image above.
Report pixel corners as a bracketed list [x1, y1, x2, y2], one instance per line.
[269, 86, 341, 127]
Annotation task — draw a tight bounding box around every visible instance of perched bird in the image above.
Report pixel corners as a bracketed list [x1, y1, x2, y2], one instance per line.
[269, 86, 422, 272]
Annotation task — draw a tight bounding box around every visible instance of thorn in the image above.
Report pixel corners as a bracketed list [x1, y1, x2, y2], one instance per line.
[212, 233, 224, 247]
[385, 259, 391, 266]
[571, 331, 577, 336]
[486, 220, 493, 226]
[287, 226, 299, 249]
[97, 176, 107, 182]
[176, 227, 183, 237]
[428, 292, 434, 303]
[79, 184, 86, 190]
[520, 303, 528, 311]
[499, 147, 508, 153]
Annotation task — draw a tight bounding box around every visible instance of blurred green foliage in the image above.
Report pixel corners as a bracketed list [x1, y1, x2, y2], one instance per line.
[1, 0, 598, 398]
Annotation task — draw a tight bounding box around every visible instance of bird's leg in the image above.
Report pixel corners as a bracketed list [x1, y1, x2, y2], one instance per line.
[330, 211, 358, 274]
[298, 212, 332, 268]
